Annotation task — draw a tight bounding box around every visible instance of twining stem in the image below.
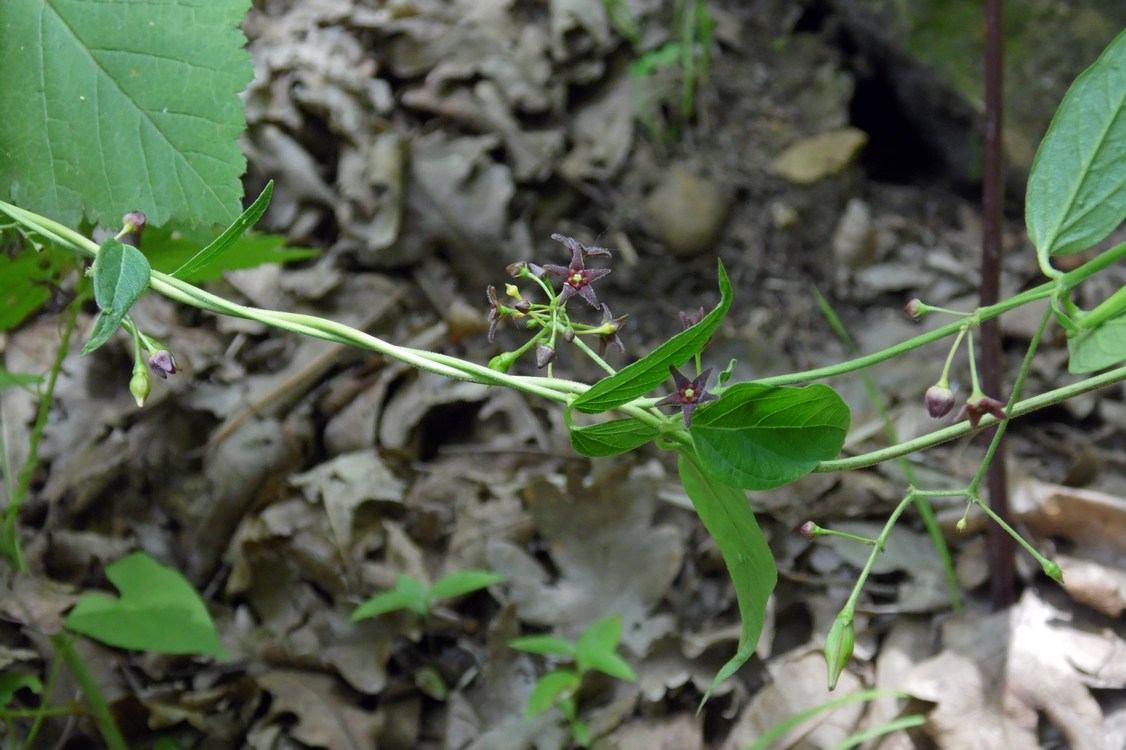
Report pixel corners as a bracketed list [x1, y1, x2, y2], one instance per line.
[53, 635, 128, 750]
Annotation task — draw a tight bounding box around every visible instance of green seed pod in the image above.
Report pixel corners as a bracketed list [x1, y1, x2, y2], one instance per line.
[824, 613, 855, 691]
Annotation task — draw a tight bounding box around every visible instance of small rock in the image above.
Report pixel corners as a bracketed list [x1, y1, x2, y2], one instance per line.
[831, 198, 875, 273]
[644, 164, 728, 258]
[770, 127, 868, 185]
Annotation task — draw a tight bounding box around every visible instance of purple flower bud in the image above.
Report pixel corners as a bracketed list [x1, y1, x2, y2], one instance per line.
[925, 384, 955, 418]
[148, 350, 177, 379]
[563, 327, 575, 343]
[535, 344, 556, 369]
[904, 298, 924, 320]
[799, 521, 820, 541]
[121, 211, 147, 235]
[513, 300, 532, 314]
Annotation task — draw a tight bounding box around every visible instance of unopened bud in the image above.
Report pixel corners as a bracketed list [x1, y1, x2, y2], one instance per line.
[925, 384, 956, 418]
[504, 283, 522, 301]
[489, 351, 518, 373]
[904, 298, 925, 320]
[1042, 559, 1064, 582]
[535, 344, 556, 369]
[824, 613, 855, 691]
[130, 367, 151, 407]
[563, 327, 575, 343]
[955, 517, 968, 533]
[799, 521, 821, 541]
[513, 300, 532, 315]
[148, 350, 177, 379]
[121, 211, 147, 235]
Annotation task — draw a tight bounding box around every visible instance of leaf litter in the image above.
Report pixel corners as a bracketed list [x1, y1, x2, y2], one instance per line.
[5, 0, 1126, 747]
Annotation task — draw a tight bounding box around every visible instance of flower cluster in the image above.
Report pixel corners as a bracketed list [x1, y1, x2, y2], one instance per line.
[485, 234, 625, 371]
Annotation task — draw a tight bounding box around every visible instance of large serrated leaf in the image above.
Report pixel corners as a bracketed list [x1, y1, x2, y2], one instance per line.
[1026, 28, 1126, 260]
[573, 259, 732, 414]
[678, 452, 775, 705]
[64, 552, 226, 658]
[0, 0, 252, 228]
[691, 383, 849, 490]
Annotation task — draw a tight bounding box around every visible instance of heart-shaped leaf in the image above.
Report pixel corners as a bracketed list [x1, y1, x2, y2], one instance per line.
[691, 382, 849, 490]
[64, 552, 225, 658]
[82, 238, 151, 355]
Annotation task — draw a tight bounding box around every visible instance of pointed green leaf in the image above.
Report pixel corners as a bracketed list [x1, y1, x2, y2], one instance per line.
[0, 0, 252, 228]
[145, 226, 318, 284]
[64, 552, 226, 658]
[429, 569, 505, 601]
[568, 416, 660, 457]
[171, 182, 276, 279]
[576, 617, 636, 682]
[525, 670, 581, 717]
[509, 635, 578, 659]
[351, 576, 429, 621]
[1027, 28, 1126, 259]
[691, 383, 849, 490]
[82, 238, 151, 354]
[1067, 317, 1126, 374]
[573, 260, 732, 414]
[678, 452, 776, 705]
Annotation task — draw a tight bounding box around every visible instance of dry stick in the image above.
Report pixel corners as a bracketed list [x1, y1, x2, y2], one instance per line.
[981, 0, 1016, 608]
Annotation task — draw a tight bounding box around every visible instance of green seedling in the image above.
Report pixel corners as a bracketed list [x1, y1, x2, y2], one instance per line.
[350, 569, 506, 622]
[510, 614, 637, 748]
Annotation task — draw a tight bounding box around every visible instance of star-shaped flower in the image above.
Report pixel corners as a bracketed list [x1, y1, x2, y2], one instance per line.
[596, 304, 628, 356]
[655, 365, 718, 428]
[542, 233, 611, 308]
[958, 391, 1007, 429]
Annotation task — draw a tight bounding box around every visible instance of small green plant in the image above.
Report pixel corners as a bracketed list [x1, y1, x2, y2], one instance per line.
[350, 569, 506, 622]
[613, 0, 714, 145]
[509, 614, 637, 748]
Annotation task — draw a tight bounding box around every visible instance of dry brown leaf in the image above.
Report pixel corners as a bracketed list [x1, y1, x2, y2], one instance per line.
[257, 669, 382, 749]
[486, 471, 683, 655]
[722, 649, 865, 750]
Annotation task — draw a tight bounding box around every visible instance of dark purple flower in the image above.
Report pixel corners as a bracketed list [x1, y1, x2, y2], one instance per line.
[957, 392, 1007, 429]
[535, 343, 556, 369]
[486, 285, 503, 342]
[679, 306, 706, 330]
[655, 365, 718, 428]
[148, 350, 177, 379]
[542, 234, 612, 308]
[596, 305, 628, 356]
[925, 384, 955, 418]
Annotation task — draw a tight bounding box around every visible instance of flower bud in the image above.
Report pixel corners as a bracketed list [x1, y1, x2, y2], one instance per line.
[121, 211, 147, 235]
[563, 327, 575, 343]
[130, 367, 151, 407]
[925, 384, 956, 418]
[824, 613, 855, 691]
[535, 344, 556, 369]
[489, 351, 518, 373]
[148, 350, 177, 379]
[1042, 559, 1064, 582]
[799, 521, 821, 541]
[513, 300, 531, 315]
[955, 517, 968, 533]
[904, 298, 924, 320]
[504, 283, 522, 301]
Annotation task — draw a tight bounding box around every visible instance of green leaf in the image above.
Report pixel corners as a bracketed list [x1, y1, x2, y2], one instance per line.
[171, 182, 276, 280]
[745, 689, 911, 750]
[429, 569, 505, 601]
[144, 226, 319, 283]
[509, 635, 578, 659]
[568, 416, 660, 457]
[82, 238, 151, 355]
[692, 383, 850, 490]
[0, 0, 251, 228]
[525, 670, 581, 717]
[0, 250, 65, 332]
[678, 452, 776, 705]
[574, 259, 732, 414]
[351, 576, 430, 621]
[575, 618, 636, 682]
[1026, 28, 1126, 259]
[0, 671, 42, 707]
[0, 367, 42, 391]
[64, 552, 226, 658]
[1066, 317, 1126, 374]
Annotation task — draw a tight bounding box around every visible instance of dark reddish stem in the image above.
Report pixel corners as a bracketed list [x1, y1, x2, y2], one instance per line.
[981, 0, 1016, 608]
